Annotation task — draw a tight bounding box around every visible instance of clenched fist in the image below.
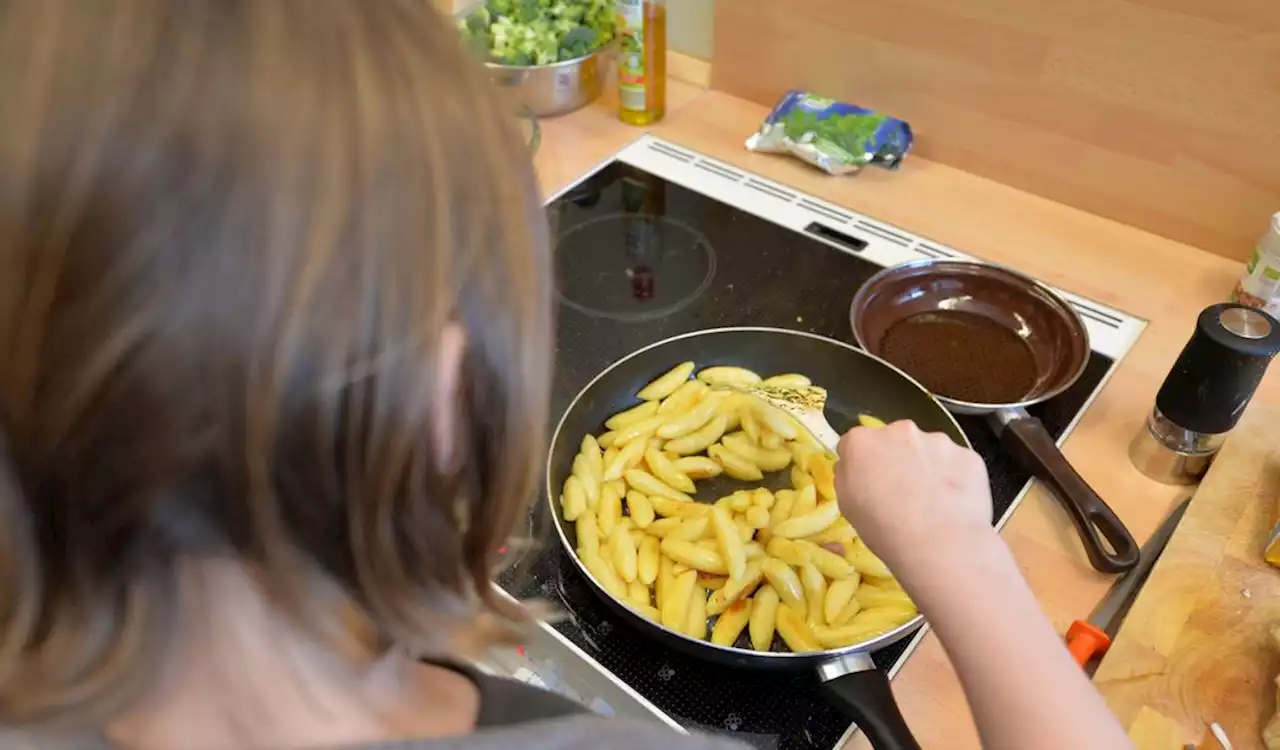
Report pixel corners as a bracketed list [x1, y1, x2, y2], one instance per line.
[834, 420, 994, 579]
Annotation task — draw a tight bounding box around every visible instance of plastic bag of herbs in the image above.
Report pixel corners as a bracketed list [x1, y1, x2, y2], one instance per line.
[746, 90, 913, 175]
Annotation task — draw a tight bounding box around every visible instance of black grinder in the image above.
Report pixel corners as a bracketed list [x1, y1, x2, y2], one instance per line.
[1131, 303, 1280, 484]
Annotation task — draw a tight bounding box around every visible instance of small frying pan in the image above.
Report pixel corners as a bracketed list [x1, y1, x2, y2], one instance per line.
[850, 259, 1139, 574]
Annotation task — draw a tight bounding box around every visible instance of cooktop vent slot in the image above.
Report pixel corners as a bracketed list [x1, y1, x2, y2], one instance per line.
[743, 178, 796, 204]
[853, 220, 912, 248]
[797, 198, 851, 224]
[692, 159, 744, 183]
[804, 222, 869, 253]
[646, 141, 695, 163]
[1068, 301, 1124, 330]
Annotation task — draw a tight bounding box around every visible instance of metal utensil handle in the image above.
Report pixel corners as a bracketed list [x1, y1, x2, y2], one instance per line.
[999, 412, 1139, 573]
[819, 655, 921, 750]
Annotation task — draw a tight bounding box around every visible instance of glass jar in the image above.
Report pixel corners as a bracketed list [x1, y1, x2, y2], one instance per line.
[1231, 212, 1280, 319]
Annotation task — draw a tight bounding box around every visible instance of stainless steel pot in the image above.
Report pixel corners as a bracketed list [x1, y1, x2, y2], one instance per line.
[486, 45, 612, 118]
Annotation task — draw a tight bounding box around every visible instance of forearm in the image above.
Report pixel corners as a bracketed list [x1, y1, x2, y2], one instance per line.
[896, 529, 1132, 750]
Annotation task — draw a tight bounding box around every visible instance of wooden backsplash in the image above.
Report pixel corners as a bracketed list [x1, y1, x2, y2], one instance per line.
[712, 0, 1280, 262]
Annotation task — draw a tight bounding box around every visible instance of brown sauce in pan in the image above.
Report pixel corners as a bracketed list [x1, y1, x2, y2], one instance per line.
[879, 311, 1038, 404]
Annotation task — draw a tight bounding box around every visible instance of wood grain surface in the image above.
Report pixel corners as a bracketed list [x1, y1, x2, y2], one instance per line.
[1094, 404, 1280, 749]
[711, 0, 1280, 262]
[531, 76, 1280, 748]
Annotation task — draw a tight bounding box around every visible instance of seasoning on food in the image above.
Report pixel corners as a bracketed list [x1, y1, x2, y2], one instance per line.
[878, 311, 1037, 404]
[745, 90, 912, 175]
[748, 384, 828, 415]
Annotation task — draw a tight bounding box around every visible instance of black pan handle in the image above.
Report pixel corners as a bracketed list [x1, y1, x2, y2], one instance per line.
[997, 411, 1139, 574]
[819, 658, 920, 750]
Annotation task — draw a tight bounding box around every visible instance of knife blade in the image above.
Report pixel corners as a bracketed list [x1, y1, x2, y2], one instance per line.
[1065, 497, 1190, 671]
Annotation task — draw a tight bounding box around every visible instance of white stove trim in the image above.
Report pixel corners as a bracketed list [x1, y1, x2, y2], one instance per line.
[536, 134, 1148, 748]
[604, 136, 1148, 361]
[525, 617, 687, 733]
[487, 585, 688, 733]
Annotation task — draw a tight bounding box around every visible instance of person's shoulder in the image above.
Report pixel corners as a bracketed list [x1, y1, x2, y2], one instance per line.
[0, 729, 111, 749]
[0, 715, 746, 750]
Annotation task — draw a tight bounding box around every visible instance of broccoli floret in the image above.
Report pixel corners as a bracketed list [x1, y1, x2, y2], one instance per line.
[461, 0, 616, 65]
[558, 25, 596, 59]
[486, 0, 516, 16]
[464, 7, 491, 33]
[516, 0, 541, 24]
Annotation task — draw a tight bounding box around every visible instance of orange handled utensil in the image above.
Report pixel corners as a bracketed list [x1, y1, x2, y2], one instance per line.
[1065, 498, 1189, 670]
[1065, 620, 1111, 667]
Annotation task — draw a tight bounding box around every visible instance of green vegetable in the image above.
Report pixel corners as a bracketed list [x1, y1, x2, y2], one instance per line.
[457, 0, 617, 66]
[780, 109, 887, 163]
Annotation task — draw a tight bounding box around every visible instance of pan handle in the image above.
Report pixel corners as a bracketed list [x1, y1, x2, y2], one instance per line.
[995, 411, 1139, 573]
[818, 655, 921, 750]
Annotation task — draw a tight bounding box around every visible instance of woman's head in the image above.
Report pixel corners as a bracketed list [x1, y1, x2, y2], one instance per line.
[0, 0, 550, 726]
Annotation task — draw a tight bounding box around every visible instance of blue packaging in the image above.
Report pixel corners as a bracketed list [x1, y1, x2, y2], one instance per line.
[745, 90, 913, 175]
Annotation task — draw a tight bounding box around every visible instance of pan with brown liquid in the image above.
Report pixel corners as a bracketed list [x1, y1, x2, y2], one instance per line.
[851, 260, 1138, 574]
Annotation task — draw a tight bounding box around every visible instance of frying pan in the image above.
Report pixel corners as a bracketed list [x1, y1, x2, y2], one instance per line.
[547, 327, 969, 750]
[850, 259, 1139, 574]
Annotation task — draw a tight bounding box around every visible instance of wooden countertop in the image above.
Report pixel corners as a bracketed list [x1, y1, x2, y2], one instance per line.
[533, 78, 1280, 749]
[1092, 403, 1280, 748]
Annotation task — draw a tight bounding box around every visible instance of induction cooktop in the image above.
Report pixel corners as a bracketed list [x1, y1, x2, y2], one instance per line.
[494, 136, 1146, 750]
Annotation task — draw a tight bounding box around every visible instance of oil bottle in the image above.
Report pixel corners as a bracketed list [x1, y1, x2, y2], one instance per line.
[616, 0, 666, 125]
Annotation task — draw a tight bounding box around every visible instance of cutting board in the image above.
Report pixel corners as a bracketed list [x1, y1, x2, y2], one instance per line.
[1094, 403, 1280, 748]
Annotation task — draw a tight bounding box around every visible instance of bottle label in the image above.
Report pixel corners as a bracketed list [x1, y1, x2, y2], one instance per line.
[618, 0, 646, 112]
[1232, 242, 1280, 317]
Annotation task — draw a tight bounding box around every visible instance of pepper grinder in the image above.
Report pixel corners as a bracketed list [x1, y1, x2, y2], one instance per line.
[1131, 303, 1280, 484]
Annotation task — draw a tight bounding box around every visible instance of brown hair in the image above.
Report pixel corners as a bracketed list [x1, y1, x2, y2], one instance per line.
[0, 0, 550, 727]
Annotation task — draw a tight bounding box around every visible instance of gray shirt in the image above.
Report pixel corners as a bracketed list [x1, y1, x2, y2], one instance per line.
[0, 669, 746, 750]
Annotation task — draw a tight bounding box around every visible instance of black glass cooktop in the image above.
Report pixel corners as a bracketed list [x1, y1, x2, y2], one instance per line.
[498, 159, 1113, 750]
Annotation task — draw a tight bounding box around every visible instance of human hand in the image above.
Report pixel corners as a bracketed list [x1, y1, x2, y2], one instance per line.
[835, 420, 995, 578]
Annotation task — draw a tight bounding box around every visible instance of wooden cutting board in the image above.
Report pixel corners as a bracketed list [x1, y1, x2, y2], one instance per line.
[1094, 403, 1280, 749]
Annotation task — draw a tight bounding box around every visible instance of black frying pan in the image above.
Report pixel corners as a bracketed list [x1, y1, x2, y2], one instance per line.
[547, 327, 970, 750]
